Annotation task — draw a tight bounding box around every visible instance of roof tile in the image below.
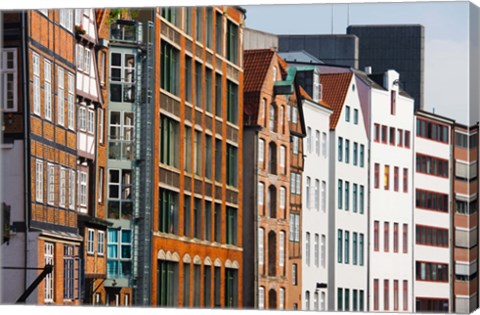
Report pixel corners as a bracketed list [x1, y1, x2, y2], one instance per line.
[320, 73, 353, 129]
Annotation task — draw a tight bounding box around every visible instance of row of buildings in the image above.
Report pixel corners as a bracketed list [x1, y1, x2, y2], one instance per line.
[0, 6, 478, 313]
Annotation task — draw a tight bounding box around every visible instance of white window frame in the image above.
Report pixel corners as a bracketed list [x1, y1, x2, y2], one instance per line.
[307, 127, 312, 153]
[36, 160, 43, 202]
[292, 106, 298, 123]
[84, 48, 91, 74]
[76, 44, 84, 71]
[296, 173, 301, 195]
[279, 287, 285, 310]
[98, 167, 104, 203]
[78, 106, 87, 131]
[33, 52, 40, 115]
[259, 286, 265, 309]
[98, 109, 104, 144]
[59, 168, 66, 208]
[279, 230, 285, 267]
[280, 186, 286, 209]
[321, 180, 326, 212]
[258, 228, 264, 265]
[314, 233, 319, 267]
[68, 73, 75, 130]
[280, 145, 286, 172]
[258, 138, 264, 163]
[321, 234, 326, 267]
[69, 170, 76, 210]
[87, 228, 95, 254]
[47, 163, 55, 205]
[44, 242, 54, 303]
[306, 177, 311, 209]
[322, 132, 327, 158]
[98, 231, 105, 256]
[315, 130, 320, 156]
[79, 171, 88, 209]
[100, 51, 106, 85]
[2, 48, 18, 112]
[293, 136, 298, 154]
[315, 179, 320, 211]
[258, 182, 264, 206]
[59, 9, 73, 32]
[87, 109, 95, 134]
[44, 59, 52, 120]
[57, 67, 65, 126]
[306, 232, 311, 265]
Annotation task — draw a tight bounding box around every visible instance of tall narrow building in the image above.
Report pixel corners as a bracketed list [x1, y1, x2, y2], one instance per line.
[242, 49, 306, 310]
[1, 9, 82, 304]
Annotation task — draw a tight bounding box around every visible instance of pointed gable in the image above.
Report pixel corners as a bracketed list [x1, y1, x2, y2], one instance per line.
[320, 73, 353, 129]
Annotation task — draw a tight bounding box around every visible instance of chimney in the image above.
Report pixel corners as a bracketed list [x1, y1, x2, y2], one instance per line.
[364, 66, 372, 75]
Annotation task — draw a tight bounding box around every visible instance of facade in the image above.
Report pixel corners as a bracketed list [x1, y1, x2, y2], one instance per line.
[347, 25, 424, 110]
[369, 70, 415, 313]
[1, 9, 82, 304]
[322, 72, 369, 312]
[242, 49, 306, 310]
[413, 111, 454, 312]
[300, 86, 332, 311]
[452, 123, 479, 313]
[243, 27, 279, 50]
[145, 6, 245, 308]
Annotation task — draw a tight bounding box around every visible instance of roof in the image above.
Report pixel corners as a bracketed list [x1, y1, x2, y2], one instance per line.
[299, 86, 332, 110]
[320, 73, 353, 129]
[278, 50, 324, 64]
[243, 49, 276, 93]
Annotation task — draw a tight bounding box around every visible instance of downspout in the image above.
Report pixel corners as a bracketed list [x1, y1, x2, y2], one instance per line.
[21, 10, 31, 295]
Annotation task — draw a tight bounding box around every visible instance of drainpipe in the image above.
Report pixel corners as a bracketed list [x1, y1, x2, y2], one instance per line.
[21, 10, 32, 296]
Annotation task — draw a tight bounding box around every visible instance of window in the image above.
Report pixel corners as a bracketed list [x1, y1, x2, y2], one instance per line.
[384, 279, 389, 310]
[374, 221, 379, 251]
[338, 179, 343, 209]
[78, 107, 86, 131]
[184, 55, 193, 103]
[374, 163, 380, 188]
[416, 261, 449, 282]
[344, 231, 350, 264]
[215, 11, 223, 54]
[359, 233, 364, 266]
[405, 130, 411, 148]
[384, 222, 390, 252]
[280, 186, 286, 210]
[84, 48, 91, 74]
[69, 170, 75, 210]
[2, 49, 18, 112]
[359, 185, 364, 214]
[32, 53, 40, 115]
[394, 167, 399, 191]
[268, 142, 277, 175]
[36, 160, 43, 202]
[337, 229, 343, 263]
[415, 189, 448, 212]
[321, 234, 326, 267]
[337, 288, 343, 311]
[345, 106, 350, 122]
[108, 110, 134, 158]
[110, 52, 136, 102]
[280, 146, 286, 173]
[403, 280, 408, 311]
[307, 127, 312, 153]
[416, 298, 448, 312]
[354, 109, 358, 124]
[416, 118, 448, 143]
[258, 287, 265, 309]
[293, 136, 298, 154]
[79, 171, 87, 209]
[306, 232, 311, 265]
[258, 139, 264, 163]
[44, 60, 52, 120]
[57, 67, 65, 126]
[224, 268, 238, 307]
[390, 127, 396, 145]
[314, 179, 320, 211]
[59, 168, 66, 208]
[315, 130, 320, 155]
[160, 43, 179, 95]
[455, 198, 478, 215]
[159, 189, 178, 234]
[63, 245, 75, 300]
[394, 280, 399, 310]
[373, 279, 379, 310]
[87, 229, 95, 254]
[226, 20, 238, 64]
[59, 9, 73, 31]
[345, 288, 350, 311]
[353, 142, 358, 166]
[47, 164, 55, 205]
[67, 73, 75, 129]
[338, 137, 343, 161]
[394, 223, 399, 252]
[290, 214, 300, 242]
[226, 145, 238, 187]
[353, 289, 358, 311]
[227, 80, 238, 124]
[292, 264, 298, 285]
[397, 129, 403, 147]
[159, 115, 181, 168]
[353, 184, 358, 213]
[416, 154, 449, 178]
[193, 198, 202, 239]
[384, 165, 390, 190]
[321, 181, 326, 212]
[403, 168, 408, 192]
[206, 7, 213, 48]
[195, 62, 203, 108]
[44, 242, 54, 302]
[345, 139, 350, 163]
[345, 181, 350, 211]
[306, 177, 311, 209]
[194, 131, 202, 176]
[269, 104, 277, 132]
[322, 132, 327, 158]
[292, 106, 298, 123]
[353, 232, 358, 265]
[97, 231, 105, 255]
[258, 228, 264, 265]
[279, 231, 285, 267]
[157, 259, 179, 307]
[314, 233, 319, 267]
[381, 125, 388, 143]
[403, 224, 408, 253]
[107, 169, 133, 220]
[374, 123, 380, 142]
[214, 203, 221, 243]
[107, 229, 132, 278]
[226, 207, 237, 245]
[87, 110, 95, 134]
[306, 290, 311, 310]
[314, 291, 319, 311]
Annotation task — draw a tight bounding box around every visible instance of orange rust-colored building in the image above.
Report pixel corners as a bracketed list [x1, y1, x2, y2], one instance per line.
[242, 48, 306, 310]
[452, 123, 479, 313]
[1, 9, 82, 305]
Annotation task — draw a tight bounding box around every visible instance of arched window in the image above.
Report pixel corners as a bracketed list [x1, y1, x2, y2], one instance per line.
[268, 289, 277, 309]
[269, 104, 276, 132]
[267, 185, 277, 219]
[269, 142, 277, 174]
[268, 231, 277, 277]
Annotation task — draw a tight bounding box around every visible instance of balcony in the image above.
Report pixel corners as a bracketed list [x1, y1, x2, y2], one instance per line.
[110, 20, 143, 44]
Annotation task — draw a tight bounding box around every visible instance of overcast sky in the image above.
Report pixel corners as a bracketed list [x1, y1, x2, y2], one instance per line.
[243, 1, 471, 124]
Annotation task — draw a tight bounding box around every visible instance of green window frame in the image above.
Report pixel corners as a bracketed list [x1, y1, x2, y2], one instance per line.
[159, 189, 178, 234]
[225, 268, 238, 307]
[338, 180, 343, 209]
[227, 80, 238, 124]
[226, 20, 238, 64]
[338, 137, 343, 161]
[160, 115, 179, 168]
[157, 260, 178, 306]
[226, 144, 238, 187]
[160, 42, 179, 95]
[226, 206, 237, 245]
[338, 229, 343, 263]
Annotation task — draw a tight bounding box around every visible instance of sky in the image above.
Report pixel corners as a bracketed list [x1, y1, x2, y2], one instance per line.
[243, 1, 472, 124]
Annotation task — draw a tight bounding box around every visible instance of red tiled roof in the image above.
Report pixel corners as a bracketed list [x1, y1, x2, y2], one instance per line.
[243, 49, 276, 93]
[321, 73, 353, 129]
